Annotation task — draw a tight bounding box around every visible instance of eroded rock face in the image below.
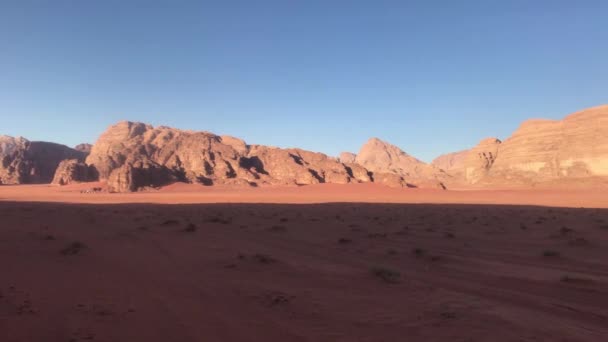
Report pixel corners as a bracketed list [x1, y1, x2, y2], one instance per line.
[339, 152, 357, 164]
[431, 150, 468, 173]
[74, 143, 93, 154]
[86, 121, 380, 191]
[354, 138, 447, 187]
[488, 105, 608, 183]
[433, 138, 501, 185]
[52, 159, 97, 185]
[0, 136, 86, 184]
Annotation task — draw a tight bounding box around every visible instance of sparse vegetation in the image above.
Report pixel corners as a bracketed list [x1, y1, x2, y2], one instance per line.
[207, 217, 231, 224]
[183, 223, 197, 232]
[413, 248, 426, 257]
[161, 219, 179, 226]
[542, 250, 560, 257]
[560, 275, 594, 284]
[370, 266, 401, 284]
[253, 254, 276, 264]
[60, 241, 86, 255]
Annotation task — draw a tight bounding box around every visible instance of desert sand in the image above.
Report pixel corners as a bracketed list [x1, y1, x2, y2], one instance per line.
[1, 184, 607, 341]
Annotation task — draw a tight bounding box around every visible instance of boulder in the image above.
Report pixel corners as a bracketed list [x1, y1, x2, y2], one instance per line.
[52, 159, 97, 185]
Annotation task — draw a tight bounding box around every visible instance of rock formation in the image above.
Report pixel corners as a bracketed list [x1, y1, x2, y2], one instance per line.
[51, 159, 97, 185]
[487, 105, 608, 183]
[7, 104, 606, 191]
[431, 149, 468, 173]
[338, 152, 357, 164]
[433, 105, 608, 186]
[432, 138, 501, 185]
[85, 121, 383, 192]
[74, 143, 93, 154]
[353, 138, 447, 188]
[0, 136, 86, 185]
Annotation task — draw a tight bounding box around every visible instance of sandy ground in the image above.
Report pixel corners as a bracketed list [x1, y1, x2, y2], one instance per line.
[0, 182, 607, 208]
[1, 184, 608, 341]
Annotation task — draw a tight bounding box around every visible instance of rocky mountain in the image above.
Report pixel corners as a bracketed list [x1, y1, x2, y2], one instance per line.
[0, 136, 86, 185]
[338, 152, 356, 164]
[84, 121, 424, 192]
[488, 105, 608, 184]
[433, 105, 608, 186]
[3, 104, 606, 191]
[431, 138, 501, 185]
[352, 138, 447, 188]
[430, 149, 468, 173]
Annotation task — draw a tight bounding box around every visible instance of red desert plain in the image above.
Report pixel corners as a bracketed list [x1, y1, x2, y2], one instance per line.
[1, 183, 608, 342]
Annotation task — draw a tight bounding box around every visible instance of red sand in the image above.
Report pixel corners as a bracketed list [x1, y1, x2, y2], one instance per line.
[1, 184, 607, 341]
[0, 182, 607, 208]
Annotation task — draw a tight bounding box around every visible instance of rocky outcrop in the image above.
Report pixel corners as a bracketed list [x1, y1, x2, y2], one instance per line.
[432, 138, 501, 185]
[354, 138, 447, 187]
[338, 152, 357, 164]
[433, 105, 608, 186]
[85, 121, 383, 192]
[51, 159, 97, 185]
[0, 136, 86, 185]
[431, 150, 468, 173]
[487, 105, 608, 183]
[74, 143, 93, 154]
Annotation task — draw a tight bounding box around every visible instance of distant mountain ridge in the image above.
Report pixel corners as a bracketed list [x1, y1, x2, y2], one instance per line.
[1, 104, 607, 191]
[431, 105, 608, 186]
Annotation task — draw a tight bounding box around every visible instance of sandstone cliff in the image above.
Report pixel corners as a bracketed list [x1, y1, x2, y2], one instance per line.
[85, 122, 383, 192]
[0, 136, 86, 184]
[488, 105, 608, 183]
[354, 138, 447, 188]
[433, 105, 608, 186]
[432, 138, 501, 185]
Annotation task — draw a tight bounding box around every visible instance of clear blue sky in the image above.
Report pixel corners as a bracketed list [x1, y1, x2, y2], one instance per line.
[1, 1, 606, 162]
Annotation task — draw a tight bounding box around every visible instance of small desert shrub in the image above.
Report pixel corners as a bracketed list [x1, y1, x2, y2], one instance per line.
[542, 250, 560, 257]
[444, 232, 455, 239]
[208, 217, 231, 224]
[430, 255, 442, 262]
[560, 275, 594, 284]
[367, 233, 387, 239]
[60, 241, 86, 255]
[370, 266, 401, 284]
[413, 248, 426, 257]
[338, 238, 352, 244]
[161, 219, 179, 226]
[183, 223, 197, 232]
[440, 311, 457, 319]
[386, 249, 398, 256]
[253, 254, 276, 264]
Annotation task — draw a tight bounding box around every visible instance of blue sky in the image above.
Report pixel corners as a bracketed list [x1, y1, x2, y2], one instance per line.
[1, 1, 606, 162]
